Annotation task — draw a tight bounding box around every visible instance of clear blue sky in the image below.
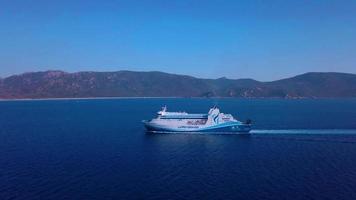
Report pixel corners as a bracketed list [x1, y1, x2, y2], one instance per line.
[1, 0, 356, 80]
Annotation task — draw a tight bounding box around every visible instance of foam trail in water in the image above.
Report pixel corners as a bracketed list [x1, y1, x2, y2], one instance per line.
[146, 129, 356, 135]
[251, 129, 356, 135]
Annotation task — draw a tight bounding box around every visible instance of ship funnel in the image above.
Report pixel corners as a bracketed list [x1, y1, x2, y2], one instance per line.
[208, 107, 220, 115]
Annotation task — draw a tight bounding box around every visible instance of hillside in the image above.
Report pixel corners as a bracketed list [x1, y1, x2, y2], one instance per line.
[0, 71, 355, 99]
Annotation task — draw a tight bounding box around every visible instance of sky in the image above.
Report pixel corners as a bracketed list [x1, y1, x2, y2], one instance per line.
[0, 0, 356, 81]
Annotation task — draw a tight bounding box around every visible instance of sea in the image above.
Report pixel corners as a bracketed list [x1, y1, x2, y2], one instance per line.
[1, 98, 356, 200]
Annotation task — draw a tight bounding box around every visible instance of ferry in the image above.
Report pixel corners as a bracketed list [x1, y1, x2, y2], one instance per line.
[143, 106, 251, 133]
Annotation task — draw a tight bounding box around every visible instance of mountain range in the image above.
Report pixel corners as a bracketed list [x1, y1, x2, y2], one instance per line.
[0, 70, 355, 99]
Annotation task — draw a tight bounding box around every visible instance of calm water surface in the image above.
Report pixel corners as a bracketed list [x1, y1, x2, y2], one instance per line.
[1, 98, 356, 200]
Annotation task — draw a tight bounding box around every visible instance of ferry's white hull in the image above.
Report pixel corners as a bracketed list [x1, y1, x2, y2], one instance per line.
[143, 120, 251, 133]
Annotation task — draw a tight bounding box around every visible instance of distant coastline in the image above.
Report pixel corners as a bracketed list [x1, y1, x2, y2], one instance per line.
[2, 97, 356, 102]
[0, 70, 355, 99]
[0, 96, 185, 101]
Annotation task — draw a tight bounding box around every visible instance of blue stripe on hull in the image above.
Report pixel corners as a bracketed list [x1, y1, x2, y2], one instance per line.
[199, 124, 251, 133]
[144, 122, 251, 133]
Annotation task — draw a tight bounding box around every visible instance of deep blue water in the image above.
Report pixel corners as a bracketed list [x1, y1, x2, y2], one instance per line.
[1, 98, 356, 200]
